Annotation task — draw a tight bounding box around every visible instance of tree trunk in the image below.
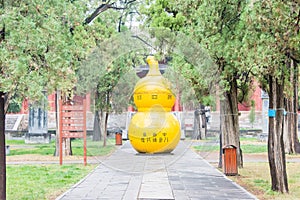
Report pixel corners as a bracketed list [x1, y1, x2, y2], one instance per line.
[194, 110, 201, 140]
[93, 90, 101, 141]
[283, 58, 300, 154]
[54, 91, 60, 156]
[63, 138, 72, 155]
[268, 75, 289, 193]
[102, 91, 110, 147]
[0, 92, 6, 200]
[201, 112, 207, 139]
[291, 59, 300, 153]
[219, 79, 243, 168]
[283, 60, 300, 154]
[218, 131, 222, 168]
[194, 105, 207, 140]
[100, 110, 108, 147]
[93, 110, 101, 141]
[284, 98, 293, 154]
[0, 5, 5, 198]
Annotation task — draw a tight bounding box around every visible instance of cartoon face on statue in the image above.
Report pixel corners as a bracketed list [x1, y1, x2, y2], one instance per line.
[128, 56, 180, 153]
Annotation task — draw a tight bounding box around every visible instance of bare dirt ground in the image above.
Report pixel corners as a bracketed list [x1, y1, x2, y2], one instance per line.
[6, 154, 110, 165]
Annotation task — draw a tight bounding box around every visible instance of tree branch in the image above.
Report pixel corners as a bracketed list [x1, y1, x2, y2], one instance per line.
[295, 8, 300, 34]
[84, 3, 114, 25]
[0, 26, 4, 41]
[291, 54, 300, 63]
[131, 35, 155, 49]
[4, 92, 12, 114]
[83, 0, 138, 25]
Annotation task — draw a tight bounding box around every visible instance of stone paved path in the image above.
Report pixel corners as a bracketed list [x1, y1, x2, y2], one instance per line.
[56, 141, 257, 200]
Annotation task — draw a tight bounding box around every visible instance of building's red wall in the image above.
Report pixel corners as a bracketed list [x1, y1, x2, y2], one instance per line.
[215, 81, 263, 112]
[19, 99, 29, 114]
[48, 93, 56, 112]
[253, 84, 263, 111]
[172, 96, 183, 111]
[238, 81, 262, 111]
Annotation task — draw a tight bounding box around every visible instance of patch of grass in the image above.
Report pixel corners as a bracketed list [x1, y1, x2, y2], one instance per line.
[240, 137, 258, 142]
[241, 144, 267, 153]
[9, 146, 56, 156]
[253, 179, 271, 192]
[73, 140, 115, 156]
[7, 140, 56, 156]
[7, 164, 96, 200]
[7, 138, 116, 157]
[193, 143, 267, 154]
[193, 145, 219, 152]
[5, 140, 26, 145]
[229, 162, 300, 200]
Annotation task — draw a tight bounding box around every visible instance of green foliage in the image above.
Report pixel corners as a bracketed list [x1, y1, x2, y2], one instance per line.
[0, 0, 97, 105]
[140, 0, 186, 31]
[77, 30, 150, 113]
[111, 68, 139, 112]
[95, 54, 143, 112]
[7, 102, 21, 113]
[189, 0, 250, 95]
[164, 55, 212, 105]
[139, 0, 251, 104]
[133, 25, 216, 105]
[241, 0, 300, 93]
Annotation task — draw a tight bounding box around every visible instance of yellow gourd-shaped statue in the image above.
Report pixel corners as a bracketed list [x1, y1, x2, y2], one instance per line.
[128, 56, 180, 153]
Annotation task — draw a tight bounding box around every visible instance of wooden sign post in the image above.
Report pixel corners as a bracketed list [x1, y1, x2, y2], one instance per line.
[59, 99, 87, 165]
